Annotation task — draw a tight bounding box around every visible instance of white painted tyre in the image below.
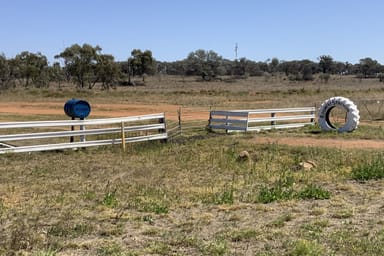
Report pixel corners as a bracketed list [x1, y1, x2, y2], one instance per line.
[318, 96, 360, 132]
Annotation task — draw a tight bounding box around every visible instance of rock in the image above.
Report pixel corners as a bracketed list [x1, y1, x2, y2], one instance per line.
[237, 150, 250, 162]
[299, 160, 317, 170]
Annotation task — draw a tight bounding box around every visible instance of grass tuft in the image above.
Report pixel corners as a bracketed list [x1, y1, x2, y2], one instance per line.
[296, 184, 331, 200]
[351, 155, 384, 181]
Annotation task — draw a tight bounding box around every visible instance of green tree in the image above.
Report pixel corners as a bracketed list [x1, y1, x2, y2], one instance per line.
[318, 55, 334, 73]
[185, 49, 223, 80]
[0, 54, 11, 89]
[128, 49, 155, 83]
[49, 62, 65, 88]
[15, 51, 49, 87]
[359, 57, 380, 78]
[55, 43, 102, 89]
[269, 57, 279, 74]
[96, 54, 119, 89]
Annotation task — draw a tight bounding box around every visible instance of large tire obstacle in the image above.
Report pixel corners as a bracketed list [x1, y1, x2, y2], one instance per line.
[318, 96, 360, 132]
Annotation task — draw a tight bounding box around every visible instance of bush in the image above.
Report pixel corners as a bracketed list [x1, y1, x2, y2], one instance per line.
[258, 173, 331, 203]
[258, 174, 295, 203]
[351, 156, 384, 181]
[378, 73, 384, 82]
[319, 73, 330, 83]
[296, 184, 331, 200]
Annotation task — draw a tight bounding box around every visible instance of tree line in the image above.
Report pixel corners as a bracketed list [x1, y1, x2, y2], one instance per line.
[1, 43, 384, 89]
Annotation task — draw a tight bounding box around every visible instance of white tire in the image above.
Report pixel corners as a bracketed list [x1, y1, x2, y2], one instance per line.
[318, 96, 360, 132]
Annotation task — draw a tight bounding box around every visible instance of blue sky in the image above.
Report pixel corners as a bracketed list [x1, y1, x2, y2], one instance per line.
[1, 0, 383, 64]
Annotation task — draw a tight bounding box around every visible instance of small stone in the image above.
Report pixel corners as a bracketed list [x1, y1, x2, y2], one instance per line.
[237, 150, 250, 161]
[299, 160, 317, 170]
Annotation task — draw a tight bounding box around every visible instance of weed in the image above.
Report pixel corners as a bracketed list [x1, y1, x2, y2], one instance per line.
[142, 215, 155, 224]
[257, 173, 295, 203]
[0, 198, 5, 217]
[267, 213, 294, 228]
[83, 190, 97, 201]
[227, 228, 260, 242]
[289, 239, 325, 256]
[145, 241, 171, 255]
[132, 197, 169, 214]
[300, 220, 328, 240]
[329, 229, 384, 255]
[212, 184, 235, 205]
[257, 171, 331, 203]
[97, 242, 123, 256]
[351, 155, 384, 181]
[200, 238, 229, 256]
[48, 222, 92, 238]
[31, 167, 49, 177]
[103, 190, 118, 208]
[296, 184, 331, 200]
[332, 209, 354, 219]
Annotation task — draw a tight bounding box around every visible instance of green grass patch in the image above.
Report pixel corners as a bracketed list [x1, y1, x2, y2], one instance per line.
[296, 184, 331, 200]
[257, 173, 331, 203]
[351, 155, 384, 181]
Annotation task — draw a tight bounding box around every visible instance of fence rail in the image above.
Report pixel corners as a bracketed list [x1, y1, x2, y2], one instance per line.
[209, 107, 315, 132]
[0, 113, 167, 153]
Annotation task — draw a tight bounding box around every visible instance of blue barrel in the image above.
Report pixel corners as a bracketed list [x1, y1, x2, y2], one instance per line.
[64, 99, 91, 119]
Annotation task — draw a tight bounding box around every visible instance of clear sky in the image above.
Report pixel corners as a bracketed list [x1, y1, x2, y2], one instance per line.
[1, 0, 383, 64]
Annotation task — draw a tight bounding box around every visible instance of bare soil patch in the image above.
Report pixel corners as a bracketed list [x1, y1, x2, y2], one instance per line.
[256, 136, 384, 149]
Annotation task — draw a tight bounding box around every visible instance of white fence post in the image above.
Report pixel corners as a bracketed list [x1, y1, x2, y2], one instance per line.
[80, 118, 86, 142]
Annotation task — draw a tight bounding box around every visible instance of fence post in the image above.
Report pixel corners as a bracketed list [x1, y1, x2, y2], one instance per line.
[121, 121, 126, 152]
[80, 118, 86, 142]
[178, 107, 182, 136]
[310, 109, 315, 124]
[70, 117, 75, 143]
[246, 112, 250, 132]
[225, 113, 229, 133]
[208, 108, 212, 132]
[271, 112, 276, 126]
[158, 115, 167, 143]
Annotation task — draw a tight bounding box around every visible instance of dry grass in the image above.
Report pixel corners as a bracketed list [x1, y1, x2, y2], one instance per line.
[1, 75, 384, 255]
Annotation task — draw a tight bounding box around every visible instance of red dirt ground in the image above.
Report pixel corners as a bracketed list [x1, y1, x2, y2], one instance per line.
[1, 101, 383, 149]
[255, 136, 384, 149]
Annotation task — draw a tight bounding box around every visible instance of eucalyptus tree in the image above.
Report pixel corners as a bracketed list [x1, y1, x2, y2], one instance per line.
[55, 43, 102, 89]
[318, 55, 334, 74]
[128, 49, 155, 83]
[49, 62, 65, 87]
[96, 54, 119, 89]
[185, 49, 224, 80]
[0, 54, 11, 88]
[14, 51, 49, 87]
[358, 57, 381, 78]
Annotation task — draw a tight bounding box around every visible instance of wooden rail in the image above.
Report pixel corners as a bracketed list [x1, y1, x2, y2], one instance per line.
[209, 107, 315, 132]
[0, 113, 167, 153]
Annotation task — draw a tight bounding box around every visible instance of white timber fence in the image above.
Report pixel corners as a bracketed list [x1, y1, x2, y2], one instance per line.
[0, 113, 167, 153]
[208, 107, 316, 133]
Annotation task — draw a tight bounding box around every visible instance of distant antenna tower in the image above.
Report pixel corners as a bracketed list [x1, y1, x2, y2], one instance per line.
[235, 43, 238, 60]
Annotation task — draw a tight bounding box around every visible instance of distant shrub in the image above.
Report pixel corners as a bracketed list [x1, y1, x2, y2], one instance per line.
[378, 73, 384, 82]
[319, 73, 330, 83]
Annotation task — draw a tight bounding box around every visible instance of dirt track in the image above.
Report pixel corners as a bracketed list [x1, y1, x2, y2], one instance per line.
[256, 136, 384, 149]
[1, 101, 383, 149]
